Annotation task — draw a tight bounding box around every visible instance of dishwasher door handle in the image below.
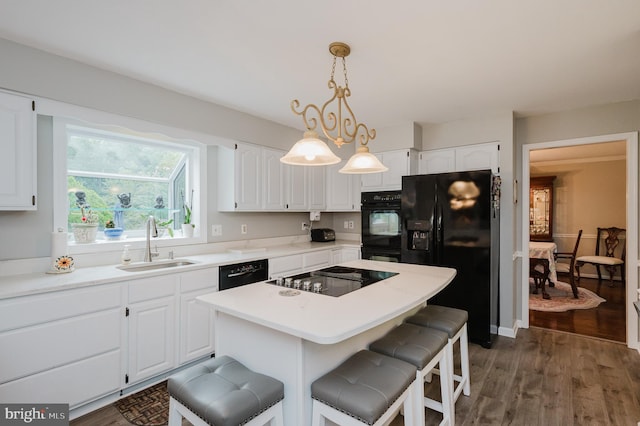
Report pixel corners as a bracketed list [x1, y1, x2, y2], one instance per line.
[226, 270, 255, 278]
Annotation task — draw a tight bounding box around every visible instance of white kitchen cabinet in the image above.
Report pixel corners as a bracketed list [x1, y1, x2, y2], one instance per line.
[0, 284, 123, 408]
[179, 268, 218, 364]
[126, 275, 178, 385]
[269, 254, 304, 279]
[330, 247, 361, 265]
[0, 90, 36, 210]
[418, 149, 456, 174]
[263, 147, 286, 210]
[326, 162, 360, 211]
[455, 142, 500, 174]
[303, 250, 331, 271]
[419, 142, 500, 175]
[308, 166, 326, 210]
[361, 149, 418, 191]
[285, 165, 326, 211]
[218, 143, 263, 211]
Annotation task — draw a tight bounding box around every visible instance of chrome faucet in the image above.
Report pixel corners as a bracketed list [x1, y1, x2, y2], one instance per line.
[144, 215, 159, 262]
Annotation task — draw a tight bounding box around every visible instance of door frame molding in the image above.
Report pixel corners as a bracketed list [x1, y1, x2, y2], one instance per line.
[520, 132, 638, 350]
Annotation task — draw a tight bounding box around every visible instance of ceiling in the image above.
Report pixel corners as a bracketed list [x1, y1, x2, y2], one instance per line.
[530, 141, 626, 164]
[1, 1, 639, 132]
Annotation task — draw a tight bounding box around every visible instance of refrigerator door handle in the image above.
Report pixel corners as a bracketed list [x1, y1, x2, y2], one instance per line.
[436, 203, 444, 264]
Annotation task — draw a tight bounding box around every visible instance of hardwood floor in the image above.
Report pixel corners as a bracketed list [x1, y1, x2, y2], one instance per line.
[72, 328, 640, 426]
[529, 276, 627, 342]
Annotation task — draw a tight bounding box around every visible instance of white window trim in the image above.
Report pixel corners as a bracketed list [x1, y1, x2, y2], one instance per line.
[52, 113, 207, 255]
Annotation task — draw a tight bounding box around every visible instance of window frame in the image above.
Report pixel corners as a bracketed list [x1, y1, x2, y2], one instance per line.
[53, 115, 207, 255]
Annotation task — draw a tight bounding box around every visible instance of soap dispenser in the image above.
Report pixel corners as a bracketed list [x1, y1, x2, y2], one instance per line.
[121, 244, 132, 265]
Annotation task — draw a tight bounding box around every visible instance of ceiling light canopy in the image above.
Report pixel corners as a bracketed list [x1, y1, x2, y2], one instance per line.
[281, 42, 387, 174]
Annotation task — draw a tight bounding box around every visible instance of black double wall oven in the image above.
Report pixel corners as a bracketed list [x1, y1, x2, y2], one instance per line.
[360, 191, 402, 262]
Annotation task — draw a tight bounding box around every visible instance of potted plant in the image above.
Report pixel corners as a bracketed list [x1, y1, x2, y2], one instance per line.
[181, 190, 195, 238]
[103, 218, 124, 240]
[71, 207, 99, 243]
[157, 219, 174, 238]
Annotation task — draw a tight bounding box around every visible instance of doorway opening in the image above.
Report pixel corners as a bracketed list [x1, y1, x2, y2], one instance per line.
[528, 141, 626, 342]
[520, 132, 638, 349]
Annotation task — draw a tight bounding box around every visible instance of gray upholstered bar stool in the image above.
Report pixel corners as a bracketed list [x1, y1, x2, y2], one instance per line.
[167, 355, 284, 426]
[406, 305, 471, 403]
[311, 349, 417, 426]
[369, 323, 454, 426]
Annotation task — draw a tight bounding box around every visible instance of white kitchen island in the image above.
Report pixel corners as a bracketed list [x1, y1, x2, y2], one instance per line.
[197, 259, 456, 426]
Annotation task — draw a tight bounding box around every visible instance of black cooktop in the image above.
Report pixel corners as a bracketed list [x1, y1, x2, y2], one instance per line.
[266, 266, 398, 297]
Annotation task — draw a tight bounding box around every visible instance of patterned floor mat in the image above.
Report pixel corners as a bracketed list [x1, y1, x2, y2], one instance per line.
[114, 381, 169, 426]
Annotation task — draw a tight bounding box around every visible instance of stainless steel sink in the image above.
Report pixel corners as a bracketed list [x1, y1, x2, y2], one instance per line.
[117, 259, 197, 272]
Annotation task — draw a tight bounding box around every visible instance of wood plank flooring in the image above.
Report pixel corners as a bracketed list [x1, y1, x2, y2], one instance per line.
[529, 276, 626, 342]
[71, 327, 640, 426]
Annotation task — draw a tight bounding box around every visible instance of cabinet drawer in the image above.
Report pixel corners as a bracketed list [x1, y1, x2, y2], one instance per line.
[0, 308, 121, 383]
[269, 254, 303, 277]
[128, 275, 177, 303]
[0, 350, 121, 409]
[303, 250, 331, 270]
[0, 284, 122, 333]
[180, 268, 218, 293]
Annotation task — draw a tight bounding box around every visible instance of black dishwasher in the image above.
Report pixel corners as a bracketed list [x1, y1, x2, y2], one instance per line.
[218, 259, 269, 290]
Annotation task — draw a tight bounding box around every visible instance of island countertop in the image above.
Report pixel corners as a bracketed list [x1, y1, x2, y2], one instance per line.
[197, 259, 456, 344]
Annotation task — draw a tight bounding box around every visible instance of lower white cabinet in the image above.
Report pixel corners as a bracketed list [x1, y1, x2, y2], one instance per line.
[179, 268, 218, 364]
[0, 266, 219, 413]
[331, 247, 361, 264]
[0, 284, 124, 408]
[269, 254, 303, 279]
[303, 250, 331, 271]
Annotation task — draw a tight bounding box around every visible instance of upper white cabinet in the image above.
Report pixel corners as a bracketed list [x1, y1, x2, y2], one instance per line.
[419, 142, 500, 175]
[218, 143, 263, 211]
[284, 165, 326, 211]
[361, 149, 418, 192]
[0, 91, 36, 210]
[326, 162, 360, 211]
[263, 147, 286, 210]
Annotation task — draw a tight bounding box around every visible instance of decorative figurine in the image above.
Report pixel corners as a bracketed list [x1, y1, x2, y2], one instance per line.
[154, 195, 165, 209]
[75, 191, 90, 209]
[117, 193, 132, 209]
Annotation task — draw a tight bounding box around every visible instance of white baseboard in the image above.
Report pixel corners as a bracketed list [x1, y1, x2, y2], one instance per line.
[498, 322, 518, 339]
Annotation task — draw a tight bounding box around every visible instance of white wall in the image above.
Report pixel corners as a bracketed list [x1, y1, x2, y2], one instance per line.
[0, 38, 361, 261]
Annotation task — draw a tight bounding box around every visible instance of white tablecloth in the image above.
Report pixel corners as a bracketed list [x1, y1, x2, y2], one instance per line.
[529, 241, 557, 283]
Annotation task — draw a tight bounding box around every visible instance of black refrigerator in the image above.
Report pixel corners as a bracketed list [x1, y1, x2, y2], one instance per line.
[401, 170, 500, 348]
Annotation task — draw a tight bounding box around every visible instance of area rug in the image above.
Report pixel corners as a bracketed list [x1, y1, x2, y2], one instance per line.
[114, 380, 169, 426]
[529, 279, 606, 312]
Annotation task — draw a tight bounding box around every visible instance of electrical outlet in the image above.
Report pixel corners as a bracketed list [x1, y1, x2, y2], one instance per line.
[348, 220, 354, 229]
[302, 222, 310, 231]
[211, 224, 222, 236]
[344, 220, 349, 229]
[241, 224, 247, 234]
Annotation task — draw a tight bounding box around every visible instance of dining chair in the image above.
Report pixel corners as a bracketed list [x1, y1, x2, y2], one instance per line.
[554, 229, 582, 298]
[529, 257, 551, 299]
[575, 227, 625, 294]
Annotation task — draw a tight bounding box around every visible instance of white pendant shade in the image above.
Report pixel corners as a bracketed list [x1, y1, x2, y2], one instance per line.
[280, 130, 341, 166]
[339, 145, 389, 174]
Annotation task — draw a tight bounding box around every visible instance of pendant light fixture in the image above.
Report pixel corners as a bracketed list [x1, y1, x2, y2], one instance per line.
[281, 42, 387, 174]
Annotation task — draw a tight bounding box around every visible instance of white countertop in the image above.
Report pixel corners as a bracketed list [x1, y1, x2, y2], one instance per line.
[197, 259, 456, 345]
[0, 241, 359, 300]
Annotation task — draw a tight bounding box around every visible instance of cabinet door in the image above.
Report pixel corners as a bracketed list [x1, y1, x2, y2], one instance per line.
[285, 164, 308, 210]
[360, 153, 384, 191]
[180, 289, 215, 363]
[127, 296, 176, 384]
[303, 250, 331, 271]
[269, 254, 304, 278]
[326, 163, 359, 211]
[419, 149, 455, 174]
[263, 147, 286, 210]
[308, 166, 326, 210]
[455, 143, 499, 174]
[382, 150, 411, 189]
[0, 91, 36, 210]
[235, 143, 262, 210]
